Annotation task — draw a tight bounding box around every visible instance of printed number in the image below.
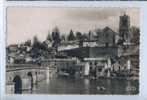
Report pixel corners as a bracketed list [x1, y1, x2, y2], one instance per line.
[126, 86, 136, 91]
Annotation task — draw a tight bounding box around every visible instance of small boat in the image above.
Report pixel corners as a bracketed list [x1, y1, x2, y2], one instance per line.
[58, 71, 69, 76]
[97, 86, 106, 91]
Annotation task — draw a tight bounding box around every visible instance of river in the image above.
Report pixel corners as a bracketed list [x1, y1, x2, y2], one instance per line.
[31, 77, 139, 95]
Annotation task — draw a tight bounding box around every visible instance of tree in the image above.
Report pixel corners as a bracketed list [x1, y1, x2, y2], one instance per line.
[46, 31, 52, 42]
[61, 35, 66, 41]
[24, 39, 31, 46]
[130, 26, 140, 45]
[52, 26, 60, 41]
[67, 29, 76, 41]
[82, 33, 88, 41]
[32, 35, 41, 58]
[51, 26, 61, 50]
[95, 29, 102, 40]
[76, 31, 82, 40]
[75, 31, 85, 47]
[88, 30, 92, 40]
[33, 35, 41, 48]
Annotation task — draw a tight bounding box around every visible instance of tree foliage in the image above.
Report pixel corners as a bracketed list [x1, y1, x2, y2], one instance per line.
[51, 26, 61, 49]
[76, 31, 82, 40]
[61, 35, 66, 41]
[67, 30, 76, 41]
[33, 35, 40, 48]
[46, 31, 52, 42]
[24, 39, 31, 46]
[130, 26, 140, 45]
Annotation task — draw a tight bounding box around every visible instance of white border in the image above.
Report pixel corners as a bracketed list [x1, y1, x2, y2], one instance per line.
[1, 1, 147, 100]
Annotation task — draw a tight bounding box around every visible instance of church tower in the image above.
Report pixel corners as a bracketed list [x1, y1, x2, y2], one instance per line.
[119, 13, 130, 43]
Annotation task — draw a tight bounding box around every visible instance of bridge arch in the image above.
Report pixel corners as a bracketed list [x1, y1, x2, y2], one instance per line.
[13, 75, 22, 94]
[27, 72, 33, 91]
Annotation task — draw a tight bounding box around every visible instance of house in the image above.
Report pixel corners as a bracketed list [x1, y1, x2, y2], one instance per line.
[95, 27, 117, 47]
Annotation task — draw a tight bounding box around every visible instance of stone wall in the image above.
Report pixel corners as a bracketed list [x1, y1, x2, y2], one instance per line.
[6, 64, 47, 94]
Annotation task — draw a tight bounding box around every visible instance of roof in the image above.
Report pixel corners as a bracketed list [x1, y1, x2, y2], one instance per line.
[103, 26, 118, 35]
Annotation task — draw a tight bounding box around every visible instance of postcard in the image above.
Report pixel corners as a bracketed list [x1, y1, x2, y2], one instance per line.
[6, 7, 139, 95]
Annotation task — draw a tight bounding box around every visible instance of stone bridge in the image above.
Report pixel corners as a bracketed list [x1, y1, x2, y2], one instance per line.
[6, 59, 74, 94]
[6, 64, 52, 94]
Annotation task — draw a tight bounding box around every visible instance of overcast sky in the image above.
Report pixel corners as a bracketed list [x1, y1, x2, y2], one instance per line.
[7, 7, 139, 45]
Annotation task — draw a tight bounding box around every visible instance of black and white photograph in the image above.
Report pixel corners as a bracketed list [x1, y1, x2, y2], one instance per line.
[6, 7, 140, 95]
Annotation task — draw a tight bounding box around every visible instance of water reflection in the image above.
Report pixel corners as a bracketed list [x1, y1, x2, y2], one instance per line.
[31, 77, 139, 94]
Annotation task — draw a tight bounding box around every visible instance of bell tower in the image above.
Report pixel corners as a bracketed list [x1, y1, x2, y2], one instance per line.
[119, 13, 130, 43]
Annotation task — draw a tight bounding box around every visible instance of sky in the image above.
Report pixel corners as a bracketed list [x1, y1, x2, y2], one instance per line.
[7, 7, 139, 45]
